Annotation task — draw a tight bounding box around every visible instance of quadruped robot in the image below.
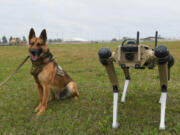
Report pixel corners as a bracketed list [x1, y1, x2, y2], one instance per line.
[98, 31, 174, 130]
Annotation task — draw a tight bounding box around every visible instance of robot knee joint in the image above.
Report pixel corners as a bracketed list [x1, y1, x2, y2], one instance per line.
[154, 45, 169, 64]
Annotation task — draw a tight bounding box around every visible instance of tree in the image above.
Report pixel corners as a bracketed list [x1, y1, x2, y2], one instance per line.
[9, 36, 13, 42]
[122, 36, 130, 40]
[2, 36, 8, 43]
[22, 36, 27, 43]
[48, 39, 53, 43]
[56, 38, 62, 42]
[111, 38, 117, 42]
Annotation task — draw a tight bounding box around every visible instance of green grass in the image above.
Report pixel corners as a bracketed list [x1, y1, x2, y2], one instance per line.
[0, 42, 179, 135]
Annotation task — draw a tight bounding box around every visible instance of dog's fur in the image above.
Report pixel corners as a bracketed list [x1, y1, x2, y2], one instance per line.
[28, 28, 79, 116]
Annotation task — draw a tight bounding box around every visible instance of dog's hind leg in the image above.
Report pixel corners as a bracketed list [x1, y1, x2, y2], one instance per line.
[70, 82, 79, 100]
[59, 88, 69, 99]
[49, 91, 55, 101]
[121, 68, 130, 103]
[59, 81, 79, 100]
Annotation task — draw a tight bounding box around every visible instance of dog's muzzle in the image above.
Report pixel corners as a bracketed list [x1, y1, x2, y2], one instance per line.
[30, 49, 42, 61]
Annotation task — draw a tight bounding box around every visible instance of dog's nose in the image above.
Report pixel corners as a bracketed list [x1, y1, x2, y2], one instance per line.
[30, 49, 36, 55]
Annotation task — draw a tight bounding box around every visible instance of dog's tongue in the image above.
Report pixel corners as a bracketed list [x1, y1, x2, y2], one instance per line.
[32, 55, 38, 61]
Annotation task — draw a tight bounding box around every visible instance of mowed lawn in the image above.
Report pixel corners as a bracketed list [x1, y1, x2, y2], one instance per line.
[0, 42, 179, 135]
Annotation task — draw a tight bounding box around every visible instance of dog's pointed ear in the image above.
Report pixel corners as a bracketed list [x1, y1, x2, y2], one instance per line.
[29, 28, 36, 43]
[39, 29, 47, 43]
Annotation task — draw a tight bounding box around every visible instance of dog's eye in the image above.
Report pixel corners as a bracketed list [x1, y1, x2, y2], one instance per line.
[30, 42, 34, 46]
[37, 43, 41, 46]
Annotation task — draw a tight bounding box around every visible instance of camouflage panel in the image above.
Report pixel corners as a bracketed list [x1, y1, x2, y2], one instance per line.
[139, 45, 157, 68]
[113, 44, 157, 68]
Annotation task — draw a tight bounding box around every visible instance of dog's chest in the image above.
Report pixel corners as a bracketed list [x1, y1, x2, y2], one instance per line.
[37, 62, 55, 84]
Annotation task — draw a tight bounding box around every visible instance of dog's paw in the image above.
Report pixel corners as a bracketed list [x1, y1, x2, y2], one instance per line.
[36, 106, 46, 116]
[34, 104, 41, 112]
[74, 96, 78, 100]
[34, 107, 39, 112]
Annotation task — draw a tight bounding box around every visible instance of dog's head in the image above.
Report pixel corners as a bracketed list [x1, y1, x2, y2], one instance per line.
[28, 28, 49, 61]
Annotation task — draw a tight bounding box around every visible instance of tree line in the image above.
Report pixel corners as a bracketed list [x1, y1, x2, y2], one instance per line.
[0, 36, 63, 45]
[0, 36, 27, 44]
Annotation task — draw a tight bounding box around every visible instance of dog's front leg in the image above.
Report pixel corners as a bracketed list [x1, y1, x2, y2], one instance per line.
[37, 84, 50, 116]
[34, 84, 43, 112]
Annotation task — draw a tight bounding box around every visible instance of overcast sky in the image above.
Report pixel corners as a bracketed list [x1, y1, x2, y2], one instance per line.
[0, 0, 180, 40]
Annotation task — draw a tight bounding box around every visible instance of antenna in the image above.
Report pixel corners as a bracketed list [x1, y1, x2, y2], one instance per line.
[136, 31, 139, 45]
[155, 31, 158, 47]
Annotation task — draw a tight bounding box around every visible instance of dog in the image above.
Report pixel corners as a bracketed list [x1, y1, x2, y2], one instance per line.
[28, 28, 79, 116]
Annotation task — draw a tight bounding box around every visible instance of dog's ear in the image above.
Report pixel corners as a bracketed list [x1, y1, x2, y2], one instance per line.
[29, 28, 36, 43]
[39, 29, 47, 44]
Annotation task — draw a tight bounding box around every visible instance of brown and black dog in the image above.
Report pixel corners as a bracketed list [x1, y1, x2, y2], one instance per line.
[28, 28, 79, 116]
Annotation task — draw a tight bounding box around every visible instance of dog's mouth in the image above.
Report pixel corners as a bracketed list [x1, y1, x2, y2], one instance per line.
[30, 49, 43, 61]
[31, 54, 38, 61]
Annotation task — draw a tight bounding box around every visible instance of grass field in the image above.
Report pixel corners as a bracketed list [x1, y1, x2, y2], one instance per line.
[0, 42, 180, 135]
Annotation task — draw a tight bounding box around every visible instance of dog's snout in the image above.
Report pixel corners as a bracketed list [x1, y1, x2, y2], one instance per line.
[30, 49, 36, 55]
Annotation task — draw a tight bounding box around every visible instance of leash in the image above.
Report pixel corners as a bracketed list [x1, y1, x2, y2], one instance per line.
[0, 55, 30, 87]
